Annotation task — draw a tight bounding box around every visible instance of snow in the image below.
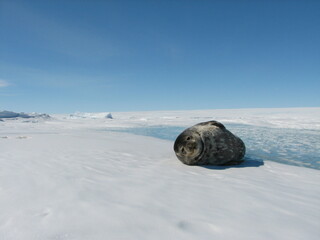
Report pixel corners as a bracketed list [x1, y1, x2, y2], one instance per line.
[0, 108, 319, 240]
[68, 112, 113, 119]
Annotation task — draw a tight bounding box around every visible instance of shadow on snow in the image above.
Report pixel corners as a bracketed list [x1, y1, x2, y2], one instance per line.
[200, 156, 264, 170]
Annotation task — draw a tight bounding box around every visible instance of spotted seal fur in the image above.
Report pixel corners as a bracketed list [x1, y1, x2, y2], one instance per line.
[174, 121, 246, 165]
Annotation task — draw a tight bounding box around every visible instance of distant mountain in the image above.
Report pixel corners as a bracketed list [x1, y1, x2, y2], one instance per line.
[0, 110, 51, 119]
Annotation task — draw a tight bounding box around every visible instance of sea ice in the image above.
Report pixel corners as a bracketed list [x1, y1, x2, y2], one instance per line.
[0, 108, 319, 240]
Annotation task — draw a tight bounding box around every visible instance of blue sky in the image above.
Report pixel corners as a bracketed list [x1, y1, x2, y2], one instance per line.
[1, 0, 319, 113]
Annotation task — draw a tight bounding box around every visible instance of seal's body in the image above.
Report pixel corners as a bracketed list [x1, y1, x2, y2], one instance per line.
[174, 121, 245, 166]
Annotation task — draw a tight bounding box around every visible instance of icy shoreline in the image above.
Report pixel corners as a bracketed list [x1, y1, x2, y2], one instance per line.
[105, 123, 320, 170]
[1, 108, 319, 239]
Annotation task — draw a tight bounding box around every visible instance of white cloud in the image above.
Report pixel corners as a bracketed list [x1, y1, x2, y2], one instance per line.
[0, 79, 9, 87]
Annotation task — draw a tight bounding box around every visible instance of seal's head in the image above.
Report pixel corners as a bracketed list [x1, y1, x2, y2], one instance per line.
[174, 129, 204, 165]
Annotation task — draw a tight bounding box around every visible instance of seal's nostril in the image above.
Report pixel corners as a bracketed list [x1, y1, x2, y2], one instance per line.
[181, 147, 186, 154]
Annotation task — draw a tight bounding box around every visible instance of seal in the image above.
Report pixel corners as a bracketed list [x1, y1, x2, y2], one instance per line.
[174, 120, 246, 166]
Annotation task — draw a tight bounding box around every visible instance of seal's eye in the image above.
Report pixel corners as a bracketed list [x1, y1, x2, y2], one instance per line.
[186, 136, 192, 141]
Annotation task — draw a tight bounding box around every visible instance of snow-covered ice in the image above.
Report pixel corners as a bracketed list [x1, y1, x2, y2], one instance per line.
[0, 110, 50, 119]
[68, 112, 113, 119]
[0, 108, 319, 240]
